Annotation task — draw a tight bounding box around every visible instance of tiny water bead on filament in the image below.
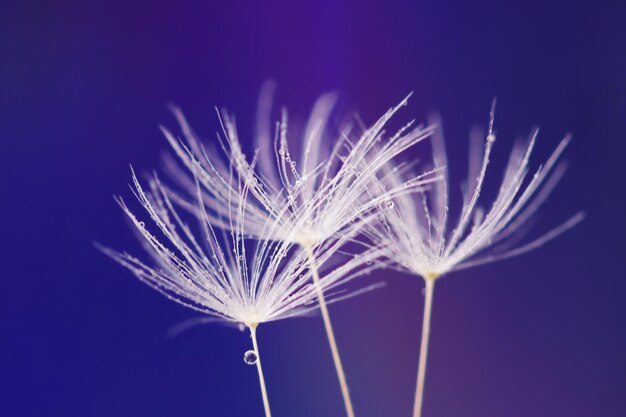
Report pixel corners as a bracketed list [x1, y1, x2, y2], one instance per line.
[98, 168, 378, 417]
[161, 86, 439, 417]
[367, 104, 584, 417]
[244, 349, 258, 365]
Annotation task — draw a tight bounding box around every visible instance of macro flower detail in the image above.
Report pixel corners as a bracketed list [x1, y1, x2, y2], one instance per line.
[159, 85, 439, 417]
[367, 104, 584, 417]
[162, 86, 436, 247]
[98, 169, 380, 417]
[98, 89, 582, 417]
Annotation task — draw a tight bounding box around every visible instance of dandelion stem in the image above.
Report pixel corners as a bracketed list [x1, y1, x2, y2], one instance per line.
[413, 277, 436, 417]
[249, 324, 272, 417]
[303, 244, 355, 417]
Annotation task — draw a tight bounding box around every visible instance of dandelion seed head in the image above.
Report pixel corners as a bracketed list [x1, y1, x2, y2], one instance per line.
[99, 167, 383, 328]
[162, 87, 438, 250]
[367, 107, 583, 280]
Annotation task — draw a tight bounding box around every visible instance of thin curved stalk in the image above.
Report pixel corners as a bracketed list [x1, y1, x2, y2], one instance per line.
[303, 244, 355, 417]
[249, 324, 272, 417]
[413, 278, 435, 417]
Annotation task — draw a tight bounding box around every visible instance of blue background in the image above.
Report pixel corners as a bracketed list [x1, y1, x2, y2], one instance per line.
[1, 1, 624, 416]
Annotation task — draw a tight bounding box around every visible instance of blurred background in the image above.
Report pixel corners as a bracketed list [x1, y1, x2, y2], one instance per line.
[1, 0, 624, 416]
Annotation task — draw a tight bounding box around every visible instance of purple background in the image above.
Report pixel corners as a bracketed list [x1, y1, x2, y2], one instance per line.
[1, 1, 625, 416]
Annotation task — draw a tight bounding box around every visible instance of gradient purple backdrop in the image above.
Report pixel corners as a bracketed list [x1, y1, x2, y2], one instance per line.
[1, 1, 624, 416]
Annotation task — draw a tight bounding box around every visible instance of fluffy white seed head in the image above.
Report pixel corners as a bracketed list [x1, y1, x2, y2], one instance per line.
[99, 169, 381, 327]
[367, 105, 584, 280]
[161, 87, 439, 248]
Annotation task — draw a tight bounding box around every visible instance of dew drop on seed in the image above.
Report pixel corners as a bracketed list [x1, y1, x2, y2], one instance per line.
[244, 350, 258, 365]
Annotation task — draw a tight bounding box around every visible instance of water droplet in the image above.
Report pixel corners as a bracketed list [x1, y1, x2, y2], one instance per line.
[237, 323, 246, 332]
[138, 221, 145, 228]
[487, 133, 496, 143]
[244, 350, 258, 365]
